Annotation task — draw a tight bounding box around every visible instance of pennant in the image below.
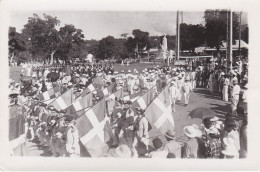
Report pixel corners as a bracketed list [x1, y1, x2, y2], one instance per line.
[48, 88, 73, 110]
[75, 99, 110, 157]
[38, 86, 61, 101]
[144, 85, 175, 134]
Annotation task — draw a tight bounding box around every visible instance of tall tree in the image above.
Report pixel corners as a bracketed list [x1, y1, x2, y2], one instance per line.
[241, 25, 248, 43]
[132, 29, 149, 53]
[204, 10, 239, 54]
[57, 24, 85, 62]
[96, 36, 116, 59]
[8, 27, 26, 56]
[21, 13, 61, 61]
[180, 23, 205, 52]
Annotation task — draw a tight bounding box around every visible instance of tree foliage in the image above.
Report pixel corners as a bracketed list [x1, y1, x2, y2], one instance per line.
[8, 27, 27, 55]
[180, 23, 205, 52]
[241, 25, 248, 43]
[14, 13, 86, 63]
[96, 36, 116, 59]
[204, 10, 239, 51]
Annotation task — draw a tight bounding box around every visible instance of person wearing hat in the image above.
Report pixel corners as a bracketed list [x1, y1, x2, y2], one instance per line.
[119, 107, 138, 157]
[222, 74, 230, 102]
[183, 125, 201, 158]
[182, 77, 193, 106]
[219, 72, 225, 97]
[222, 137, 239, 158]
[169, 79, 178, 112]
[65, 120, 80, 157]
[176, 75, 183, 102]
[190, 69, 196, 89]
[149, 138, 168, 158]
[224, 118, 240, 151]
[164, 130, 182, 158]
[230, 79, 240, 115]
[202, 118, 222, 159]
[134, 108, 149, 155]
[113, 144, 132, 158]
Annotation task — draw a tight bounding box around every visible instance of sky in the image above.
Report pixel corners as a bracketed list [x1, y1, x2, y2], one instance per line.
[9, 11, 248, 40]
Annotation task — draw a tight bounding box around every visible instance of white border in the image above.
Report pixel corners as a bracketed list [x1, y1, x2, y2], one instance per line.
[1, 0, 260, 171]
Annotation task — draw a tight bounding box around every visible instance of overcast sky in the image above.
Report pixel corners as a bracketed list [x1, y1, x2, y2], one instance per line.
[9, 11, 248, 40]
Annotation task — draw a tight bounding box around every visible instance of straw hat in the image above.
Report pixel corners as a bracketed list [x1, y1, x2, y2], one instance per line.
[183, 126, 199, 138]
[115, 145, 132, 158]
[165, 130, 176, 140]
[210, 116, 219, 122]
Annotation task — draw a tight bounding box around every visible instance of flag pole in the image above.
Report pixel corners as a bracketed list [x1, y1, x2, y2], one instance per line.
[176, 11, 180, 60]
[238, 11, 242, 58]
[226, 10, 229, 74]
[229, 10, 233, 70]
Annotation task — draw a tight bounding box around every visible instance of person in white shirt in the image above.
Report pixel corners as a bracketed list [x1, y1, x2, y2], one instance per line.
[66, 121, 80, 157]
[223, 74, 230, 102]
[134, 108, 149, 155]
[231, 80, 241, 115]
[169, 79, 178, 112]
[182, 77, 193, 106]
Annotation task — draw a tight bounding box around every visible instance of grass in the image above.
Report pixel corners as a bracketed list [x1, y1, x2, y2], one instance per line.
[9, 62, 175, 82]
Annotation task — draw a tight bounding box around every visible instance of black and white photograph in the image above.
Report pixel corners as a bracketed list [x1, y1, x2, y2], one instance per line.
[1, 0, 260, 171]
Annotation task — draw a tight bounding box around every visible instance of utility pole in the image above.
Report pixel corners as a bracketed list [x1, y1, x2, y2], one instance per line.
[176, 11, 180, 60]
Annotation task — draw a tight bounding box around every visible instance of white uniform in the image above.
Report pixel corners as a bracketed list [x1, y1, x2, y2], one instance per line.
[182, 81, 193, 105]
[169, 83, 178, 112]
[231, 84, 240, 113]
[136, 117, 149, 147]
[66, 125, 80, 157]
[223, 78, 230, 101]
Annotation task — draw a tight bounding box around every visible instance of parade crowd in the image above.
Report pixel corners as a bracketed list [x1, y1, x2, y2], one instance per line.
[9, 57, 248, 159]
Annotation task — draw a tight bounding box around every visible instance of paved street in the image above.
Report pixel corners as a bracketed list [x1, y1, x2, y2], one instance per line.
[23, 87, 231, 157]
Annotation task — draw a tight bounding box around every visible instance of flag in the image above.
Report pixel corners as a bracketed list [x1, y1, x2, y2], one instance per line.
[66, 92, 93, 119]
[92, 76, 104, 89]
[144, 85, 175, 134]
[48, 88, 73, 110]
[106, 87, 125, 115]
[95, 83, 116, 99]
[38, 86, 61, 101]
[122, 91, 143, 102]
[9, 106, 26, 155]
[131, 87, 155, 110]
[77, 82, 102, 98]
[75, 99, 110, 157]
[9, 106, 25, 141]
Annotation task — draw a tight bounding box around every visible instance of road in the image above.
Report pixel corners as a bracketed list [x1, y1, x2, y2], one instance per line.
[21, 87, 231, 157]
